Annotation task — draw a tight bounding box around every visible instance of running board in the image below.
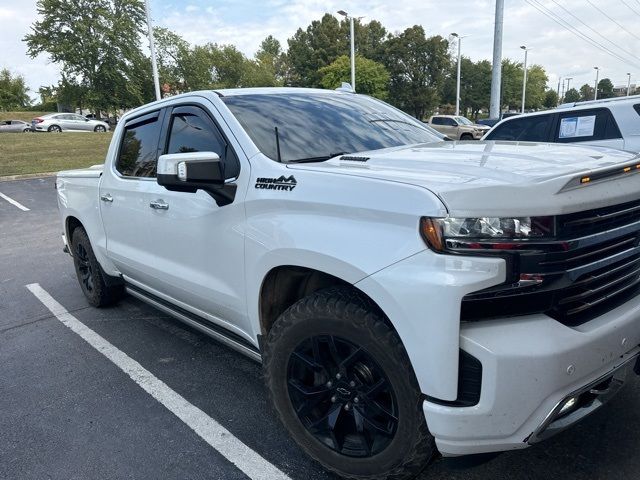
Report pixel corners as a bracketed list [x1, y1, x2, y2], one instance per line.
[125, 284, 262, 363]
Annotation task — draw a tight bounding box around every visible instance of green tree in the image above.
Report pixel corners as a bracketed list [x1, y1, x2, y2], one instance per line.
[543, 89, 559, 108]
[24, 0, 147, 111]
[320, 55, 389, 99]
[523, 65, 548, 109]
[564, 88, 580, 103]
[383, 26, 450, 118]
[0, 69, 31, 110]
[579, 83, 594, 101]
[153, 27, 192, 92]
[460, 58, 492, 118]
[500, 59, 522, 110]
[286, 14, 346, 87]
[597, 78, 614, 99]
[355, 20, 388, 63]
[255, 35, 287, 85]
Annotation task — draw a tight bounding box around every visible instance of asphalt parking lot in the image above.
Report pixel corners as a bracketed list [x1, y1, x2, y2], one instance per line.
[1, 176, 640, 480]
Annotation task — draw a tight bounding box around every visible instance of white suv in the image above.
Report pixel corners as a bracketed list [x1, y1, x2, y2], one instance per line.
[484, 95, 640, 152]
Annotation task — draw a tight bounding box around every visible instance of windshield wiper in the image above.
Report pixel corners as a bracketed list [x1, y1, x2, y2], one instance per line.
[285, 152, 350, 164]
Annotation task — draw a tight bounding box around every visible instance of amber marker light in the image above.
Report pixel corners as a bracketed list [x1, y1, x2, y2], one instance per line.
[580, 177, 591, 184]
[420, 217, 445, 252]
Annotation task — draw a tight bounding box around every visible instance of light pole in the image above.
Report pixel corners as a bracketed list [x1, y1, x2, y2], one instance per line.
[627, 73, 632, 96]
[144, 0, 161, 101]
[564, 76, 572, 101]
[520, 46, 530, 113]
[337, 10, 363, 92]
[490, 0, 505, 118]
[451, 33, 468, 116]
[594, 66, 600, 100]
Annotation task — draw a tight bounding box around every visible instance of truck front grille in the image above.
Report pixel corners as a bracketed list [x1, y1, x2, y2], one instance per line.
[462, 199, 640, 326]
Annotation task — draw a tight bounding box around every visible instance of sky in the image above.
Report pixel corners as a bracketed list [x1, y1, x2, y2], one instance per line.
[2, 0, 640, 102]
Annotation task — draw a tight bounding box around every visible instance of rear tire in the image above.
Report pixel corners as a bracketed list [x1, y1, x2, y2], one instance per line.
[71, 227, 123, 307]
[48, 125, 61, 133]
[263, 287, 435, 480]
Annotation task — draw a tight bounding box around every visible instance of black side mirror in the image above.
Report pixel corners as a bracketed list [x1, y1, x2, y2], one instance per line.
[157, 151, 225, 192]
[157, 151, 236, 206]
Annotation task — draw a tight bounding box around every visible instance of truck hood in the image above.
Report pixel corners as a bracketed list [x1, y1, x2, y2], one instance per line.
[287, 141, 640, 217]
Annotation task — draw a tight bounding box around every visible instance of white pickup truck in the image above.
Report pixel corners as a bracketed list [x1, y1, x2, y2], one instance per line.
[56, 88, 640, 480]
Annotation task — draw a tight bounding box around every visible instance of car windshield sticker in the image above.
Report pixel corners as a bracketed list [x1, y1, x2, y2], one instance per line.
[559, 115, 596, 139]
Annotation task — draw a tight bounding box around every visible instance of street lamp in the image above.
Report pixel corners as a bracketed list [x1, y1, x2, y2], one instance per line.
[144, 0, 161, 101]
[594, 66, 600, 100]
[564, 76, 573, 102]
[451, 33, 469, 116]
[337, 10, 363, 92]
[520, 45, 530, 113]
[627, 73, 632, 96]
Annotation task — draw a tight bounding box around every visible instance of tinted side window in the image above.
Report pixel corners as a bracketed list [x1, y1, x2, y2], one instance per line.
[634, 104, 640, 116]
[486, 115, 552, 142]
[116, 112, 161, 178]
[444, 117, 458, 126]
[166, 106, 239, 179]
[554, 108, 621, 143]
[431, 117, 444, 125]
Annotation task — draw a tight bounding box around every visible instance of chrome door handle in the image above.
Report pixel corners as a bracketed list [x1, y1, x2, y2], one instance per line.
[100, 193, 113, 203]
[149, 199, 169, 210]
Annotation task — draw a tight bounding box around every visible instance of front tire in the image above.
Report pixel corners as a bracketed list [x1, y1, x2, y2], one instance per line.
[94, 125, 106, 132]
[71, 227, 123, 307]
[460, 133, 474, 141]
[263, 287, 435, 480]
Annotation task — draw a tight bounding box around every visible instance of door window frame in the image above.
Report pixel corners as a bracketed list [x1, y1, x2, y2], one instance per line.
[161, 103, 241, 181]
[113, 108, 168, 181]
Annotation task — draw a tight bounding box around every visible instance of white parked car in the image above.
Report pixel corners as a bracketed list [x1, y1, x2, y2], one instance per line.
[0, 119, 32, 133]
[55, 88, 640, 479]
[483, 95, 640, 152]
[32, 113, 110, 133]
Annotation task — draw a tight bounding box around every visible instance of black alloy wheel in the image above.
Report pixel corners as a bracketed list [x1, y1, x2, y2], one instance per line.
[71, 227, 123, 307]
[75, 242, 95, 294]
[263, 287, 435, 480]
[287, 335, 399, 458]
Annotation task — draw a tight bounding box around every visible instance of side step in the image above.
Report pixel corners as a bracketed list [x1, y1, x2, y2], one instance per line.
[125, 283, 262, 363]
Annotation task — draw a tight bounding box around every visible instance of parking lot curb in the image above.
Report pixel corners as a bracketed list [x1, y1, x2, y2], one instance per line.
[0, 172, 57, 182]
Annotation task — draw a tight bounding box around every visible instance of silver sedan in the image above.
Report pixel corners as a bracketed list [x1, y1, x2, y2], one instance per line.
[31, 113, 110, 133]
[0, 120, 32, 133]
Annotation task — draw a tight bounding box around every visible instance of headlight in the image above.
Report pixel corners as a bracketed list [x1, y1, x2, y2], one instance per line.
[420, 216, 555, 252]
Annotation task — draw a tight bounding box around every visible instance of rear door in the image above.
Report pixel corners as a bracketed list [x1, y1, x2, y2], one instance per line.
[141, 101, 251, 337]
[551, 108, 623, 150]
[100, 109, 167, 280]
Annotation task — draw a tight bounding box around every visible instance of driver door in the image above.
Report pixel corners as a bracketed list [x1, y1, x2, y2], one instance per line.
[142, 101, 252, 338]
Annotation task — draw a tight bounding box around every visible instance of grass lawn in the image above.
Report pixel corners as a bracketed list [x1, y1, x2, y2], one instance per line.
[0, 111, 54, 122]
[0, 132, 113, 177]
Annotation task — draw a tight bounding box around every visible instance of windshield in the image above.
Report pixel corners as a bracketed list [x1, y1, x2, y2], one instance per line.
[455, 116, 473, 125]
[222, 93, 442, 162]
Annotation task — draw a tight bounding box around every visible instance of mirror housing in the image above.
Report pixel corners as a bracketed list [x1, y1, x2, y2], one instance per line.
[156, 151, 236, 206]
[157, 151, 224, 193]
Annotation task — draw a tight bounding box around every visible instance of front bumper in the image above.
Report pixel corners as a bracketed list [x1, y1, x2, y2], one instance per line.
[424, 292, 640, 456]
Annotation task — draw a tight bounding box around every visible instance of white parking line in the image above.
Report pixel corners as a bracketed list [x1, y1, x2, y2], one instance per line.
[26, 283, 292, 480]
[0, 191, 30, 211]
